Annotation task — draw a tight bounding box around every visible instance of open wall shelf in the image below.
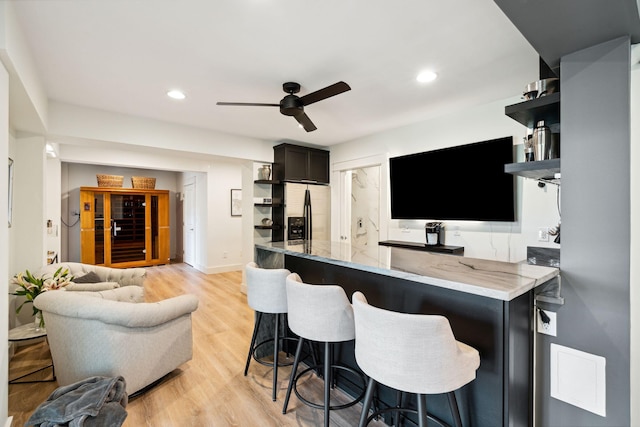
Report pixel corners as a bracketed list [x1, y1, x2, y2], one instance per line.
[504, 158, 560, 180]
[504, 92, 561, 184]
[505, 92, 560, 128]
[253, 177, 284, 241]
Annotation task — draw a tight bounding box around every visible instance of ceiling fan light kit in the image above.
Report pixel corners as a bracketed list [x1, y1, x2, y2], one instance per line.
[217, 81, 351, 132]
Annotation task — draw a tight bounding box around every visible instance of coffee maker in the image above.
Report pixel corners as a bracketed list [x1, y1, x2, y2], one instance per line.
[425, 222, 445, 246]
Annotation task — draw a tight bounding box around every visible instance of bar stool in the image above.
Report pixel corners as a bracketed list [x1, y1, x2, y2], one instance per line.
[352, 291, 480, 427]
[244, 262, 296, 401]
[282, 273, 366, 427]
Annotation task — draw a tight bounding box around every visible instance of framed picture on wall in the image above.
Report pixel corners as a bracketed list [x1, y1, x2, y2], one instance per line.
[8, 158, 13, 227]
[231, 189, 242, 217]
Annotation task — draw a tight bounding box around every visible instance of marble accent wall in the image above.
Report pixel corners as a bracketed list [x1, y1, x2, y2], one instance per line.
[350, 166, 380, 254]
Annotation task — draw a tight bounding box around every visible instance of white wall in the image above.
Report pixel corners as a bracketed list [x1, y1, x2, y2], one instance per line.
[9, 135, 46, 273]
[202, 160, 246, 273]
[45, 157, 61, 261]
[0, 57, 10, 427]
[330, 96, 560, 262]
[0, 1, 48, 133]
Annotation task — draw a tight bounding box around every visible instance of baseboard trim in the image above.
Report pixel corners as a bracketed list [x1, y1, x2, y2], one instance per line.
[204, 264, 242, 275]
[5, 416, 13, 427]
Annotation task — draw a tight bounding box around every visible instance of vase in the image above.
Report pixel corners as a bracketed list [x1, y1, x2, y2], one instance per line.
[34, 311, 45, 330]
[258, 165, 272, 181]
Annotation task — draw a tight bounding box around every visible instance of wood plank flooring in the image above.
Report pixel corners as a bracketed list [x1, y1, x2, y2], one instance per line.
[9, 263, 387, 427]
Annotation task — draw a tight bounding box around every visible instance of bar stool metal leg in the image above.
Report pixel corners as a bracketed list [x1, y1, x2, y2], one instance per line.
[393, 390, 404, 427]
[282, 337, 305, 414]
[272, 313, 280, 401]
[416, 394, 428, 427]
[358, 377, 376, 427]
[447, 392, 463, 427]
[244, 312, 263, 376]
[323, 342, 331, 427]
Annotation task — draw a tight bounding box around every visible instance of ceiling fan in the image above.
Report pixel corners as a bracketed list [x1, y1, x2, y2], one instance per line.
[216, 81, 351, 132]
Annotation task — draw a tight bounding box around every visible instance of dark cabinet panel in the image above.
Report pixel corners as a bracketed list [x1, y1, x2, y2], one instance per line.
[273, 143, 330, 184]
[282, 145, 309, 181]
[308, 150, 329, 183]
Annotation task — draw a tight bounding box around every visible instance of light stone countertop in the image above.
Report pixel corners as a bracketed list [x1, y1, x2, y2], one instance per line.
[256, 240, 559, 301]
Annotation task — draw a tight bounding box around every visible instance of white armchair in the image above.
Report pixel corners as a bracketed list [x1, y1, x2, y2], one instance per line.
[34, 287, 199, 395]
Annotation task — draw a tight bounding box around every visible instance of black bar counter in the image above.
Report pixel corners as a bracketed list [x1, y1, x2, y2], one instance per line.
[255, 240, 559, 427]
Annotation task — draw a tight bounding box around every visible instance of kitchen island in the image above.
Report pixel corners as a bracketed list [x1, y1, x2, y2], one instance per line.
[255, 240, 558, 427]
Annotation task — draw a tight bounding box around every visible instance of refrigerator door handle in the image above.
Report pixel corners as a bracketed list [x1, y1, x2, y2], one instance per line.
[304, 189, 313, 241]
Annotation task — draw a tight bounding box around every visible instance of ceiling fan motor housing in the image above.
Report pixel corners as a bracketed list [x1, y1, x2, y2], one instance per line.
[280, 94, 303, 116]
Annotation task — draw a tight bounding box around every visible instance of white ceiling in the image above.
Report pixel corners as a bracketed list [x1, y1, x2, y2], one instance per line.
[11, 0, 540, 147]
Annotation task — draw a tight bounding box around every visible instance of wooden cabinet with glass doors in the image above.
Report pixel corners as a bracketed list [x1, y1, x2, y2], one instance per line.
[80, 187, 170, 267]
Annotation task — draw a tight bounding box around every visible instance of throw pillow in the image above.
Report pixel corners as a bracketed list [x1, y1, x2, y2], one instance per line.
[72, 271, 102, 283]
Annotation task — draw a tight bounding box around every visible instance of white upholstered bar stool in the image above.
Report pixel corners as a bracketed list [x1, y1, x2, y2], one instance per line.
[282, 273, 366, 427]
[352, 291, 480, 427]
[244, 262, 295, 401]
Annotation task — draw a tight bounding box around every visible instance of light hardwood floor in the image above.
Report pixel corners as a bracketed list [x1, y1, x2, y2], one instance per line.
[9, 263, 386, 427]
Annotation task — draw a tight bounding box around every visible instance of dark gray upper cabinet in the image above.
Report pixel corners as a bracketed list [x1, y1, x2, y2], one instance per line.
[273, 143, 330, 184]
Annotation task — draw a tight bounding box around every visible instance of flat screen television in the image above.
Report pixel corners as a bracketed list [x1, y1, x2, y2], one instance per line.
[389, 136, 515, 221]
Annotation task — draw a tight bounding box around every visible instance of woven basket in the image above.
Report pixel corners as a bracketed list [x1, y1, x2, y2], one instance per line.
[131, 176, 156, 189]
[96, 174, 124, 187]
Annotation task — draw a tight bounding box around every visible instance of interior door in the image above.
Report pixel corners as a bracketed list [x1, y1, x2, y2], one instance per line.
[183, 181, 196, 266]
[110, 193, 147, 264]
[94, 193, 105, 264]
[339, 171, 352, 243]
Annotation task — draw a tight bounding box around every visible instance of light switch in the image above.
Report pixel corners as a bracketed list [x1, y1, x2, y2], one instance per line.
[550, 344, 606, 417]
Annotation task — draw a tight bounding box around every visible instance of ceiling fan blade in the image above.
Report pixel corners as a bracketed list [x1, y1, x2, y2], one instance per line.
[299, 81, 351, 106]
[294, 112, 317, 132]
[216, 102, 280, 107]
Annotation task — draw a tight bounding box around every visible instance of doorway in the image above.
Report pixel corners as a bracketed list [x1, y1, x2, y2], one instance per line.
[336, 154, 387, 257]
[183, 180, 196, 267]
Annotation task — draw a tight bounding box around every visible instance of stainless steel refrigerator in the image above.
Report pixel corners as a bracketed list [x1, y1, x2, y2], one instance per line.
[285, 183, 330, 241]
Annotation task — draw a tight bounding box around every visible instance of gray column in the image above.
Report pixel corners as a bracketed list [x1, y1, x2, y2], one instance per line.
[536, 36, 631, 426]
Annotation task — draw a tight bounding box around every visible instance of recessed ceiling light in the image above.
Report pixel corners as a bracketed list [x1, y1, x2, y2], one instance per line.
[416, 70, 438, 83]
[167, 90, 186, 100]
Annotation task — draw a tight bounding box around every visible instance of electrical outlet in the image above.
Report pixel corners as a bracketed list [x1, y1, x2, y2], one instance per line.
[538, 228, 549, 242]
[537, 310, 557, 336]
[223, 251, 228, 259]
